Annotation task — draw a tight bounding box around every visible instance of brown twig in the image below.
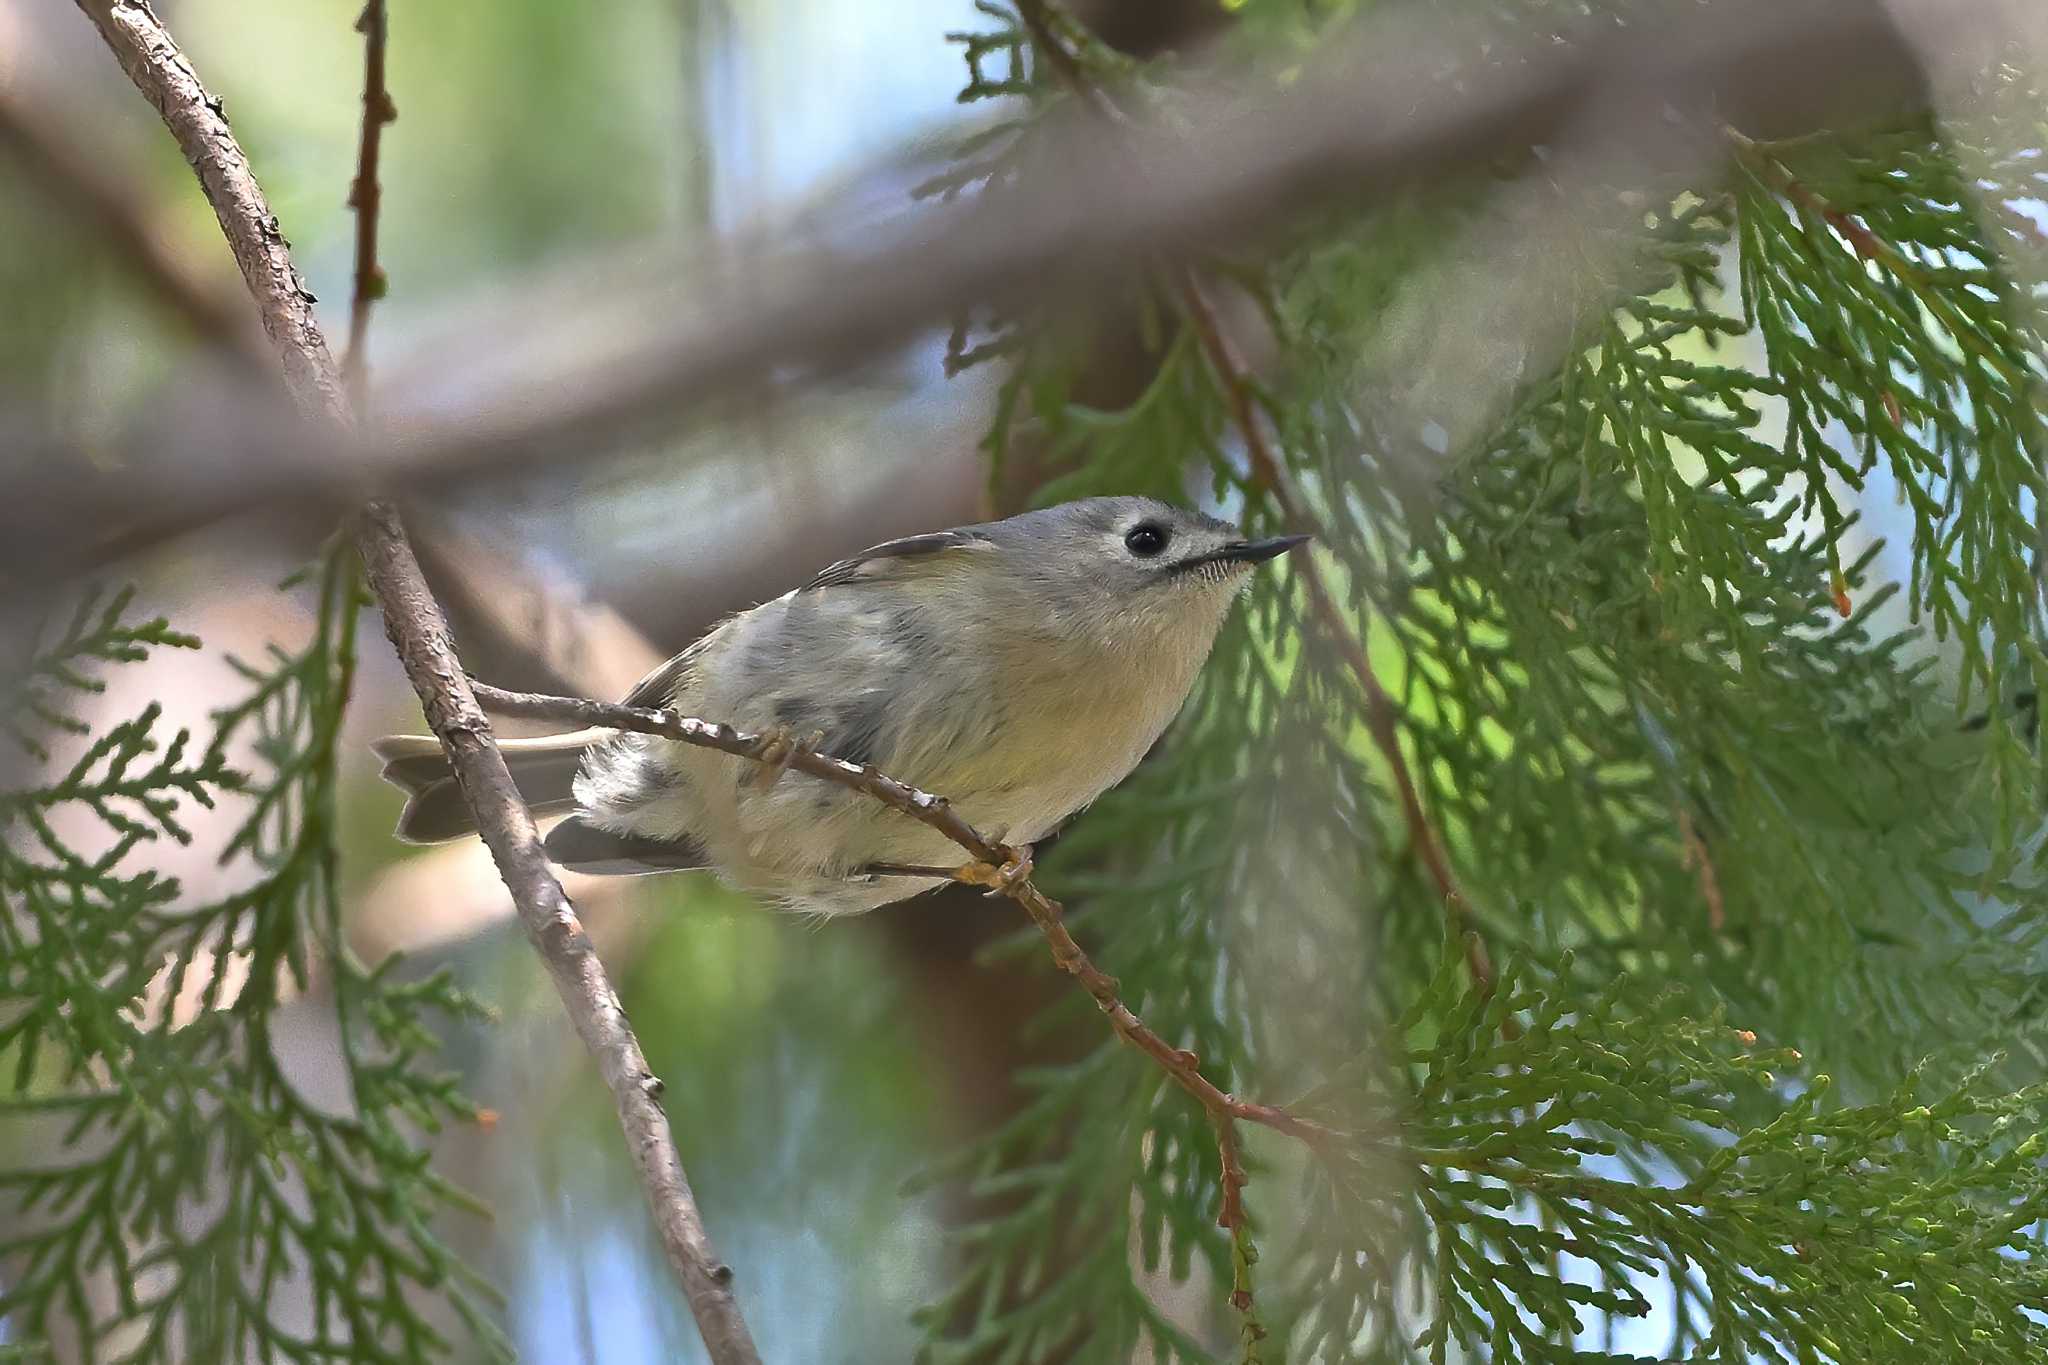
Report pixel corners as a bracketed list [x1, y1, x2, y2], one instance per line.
[468, 681, 1338, 1157]
[1173, 201, 1501, 1001]
[1012, 10, 1481, 1319]
[344, 0, 395, 405]
[1037, 0, 1498, 1051]
[1677, 806, 1727, 934]
[67, 3, 760, 1359]
[1725, 125, 2037, 391]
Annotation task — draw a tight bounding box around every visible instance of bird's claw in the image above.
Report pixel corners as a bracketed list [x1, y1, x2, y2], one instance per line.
[746, 726, 824, 790]
[954, 844, 1034, 896]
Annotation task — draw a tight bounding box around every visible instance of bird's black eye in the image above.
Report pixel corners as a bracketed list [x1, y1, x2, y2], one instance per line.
[1124, 523, 1170, 558]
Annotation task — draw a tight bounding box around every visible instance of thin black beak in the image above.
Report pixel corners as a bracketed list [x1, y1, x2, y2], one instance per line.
[1217, 533, 1312, 565]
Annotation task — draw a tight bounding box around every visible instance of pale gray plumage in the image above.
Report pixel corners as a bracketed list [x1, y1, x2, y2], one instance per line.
[375, 496, 1305, 916]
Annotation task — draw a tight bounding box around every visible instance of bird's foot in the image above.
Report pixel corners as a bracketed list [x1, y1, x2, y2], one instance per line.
[746, 726, 824, 790]
[954, 843, 1035, 896]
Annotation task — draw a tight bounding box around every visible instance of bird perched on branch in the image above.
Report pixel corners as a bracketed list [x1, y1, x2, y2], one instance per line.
[375, 496, 1306, 915]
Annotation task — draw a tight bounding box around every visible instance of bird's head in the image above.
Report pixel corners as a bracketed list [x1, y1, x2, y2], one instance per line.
[981, 496, 1309, 650]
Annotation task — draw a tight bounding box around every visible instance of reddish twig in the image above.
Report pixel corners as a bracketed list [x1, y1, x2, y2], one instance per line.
[1016, 0, 1499, 1000]
[468, 682, 1335, 1146]
[1173, 272, 1500, 996]
[1007, 15, 1461, 1322]
[1218, 1118, 1269, 1359]
[1726, 126, 2036, 392]
[344, 0, 396, 405]
[1677, 806, 1727, 934]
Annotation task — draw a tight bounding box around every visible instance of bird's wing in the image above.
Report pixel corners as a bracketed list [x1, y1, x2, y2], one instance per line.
[620, 634, 718, 710]
[800, 529, 990, 592]
[619, 528, 984, 709]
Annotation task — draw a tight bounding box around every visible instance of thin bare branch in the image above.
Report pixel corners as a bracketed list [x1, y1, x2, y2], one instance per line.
[344, 0, 395, 405]
[8, 0, 1937, 581]
[67, 3, 760, 1358]
[468, 675, 1336, 1288]
[352, 515, 761, 1365]
[67, 0, 346, 417]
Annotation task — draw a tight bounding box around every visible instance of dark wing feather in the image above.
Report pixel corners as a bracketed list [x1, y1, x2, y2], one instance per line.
[800, 529, 988, 592]
[543, 818, 707, 876]
[621, 637, 714, 710]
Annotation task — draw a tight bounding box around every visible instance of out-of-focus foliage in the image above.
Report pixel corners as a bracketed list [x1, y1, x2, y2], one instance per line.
[0, 553, 504, 1363]
[915, 3, 2048, 1361]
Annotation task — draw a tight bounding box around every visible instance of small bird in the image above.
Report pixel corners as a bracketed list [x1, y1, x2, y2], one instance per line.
[375, 496, 1306, 916]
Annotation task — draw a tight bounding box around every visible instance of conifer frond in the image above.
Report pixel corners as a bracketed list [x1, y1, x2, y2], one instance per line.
[0, 550, 505, 1364]
[918, 3, 2048, 1360]
[1279, 955, 2048, 1364]
[4, 587, 201, 761]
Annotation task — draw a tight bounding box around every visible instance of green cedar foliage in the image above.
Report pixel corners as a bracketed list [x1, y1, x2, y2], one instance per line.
[917, 3, 2048, 1362]
[0, 551, 504, 1363]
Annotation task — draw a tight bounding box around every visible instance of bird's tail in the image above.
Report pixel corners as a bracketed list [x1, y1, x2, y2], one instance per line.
[372, 729, 608, 843]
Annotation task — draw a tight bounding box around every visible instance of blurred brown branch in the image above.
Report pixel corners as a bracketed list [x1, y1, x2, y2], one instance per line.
[0, 72, 268, 368]
[66, 2, 762, 1359]
[413, 513, 667, 699]
[7, 0, 1940, 582]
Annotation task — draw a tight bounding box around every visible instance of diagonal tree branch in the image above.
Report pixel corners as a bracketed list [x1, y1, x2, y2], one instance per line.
[66, 3, 761, 1359]
[6, 0, 1939, 583]
[68, 0, 346, 419]
[349, 519, 761, 1365]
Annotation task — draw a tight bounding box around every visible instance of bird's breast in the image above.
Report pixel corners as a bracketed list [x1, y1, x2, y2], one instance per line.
[908, 634, 1197, 845]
